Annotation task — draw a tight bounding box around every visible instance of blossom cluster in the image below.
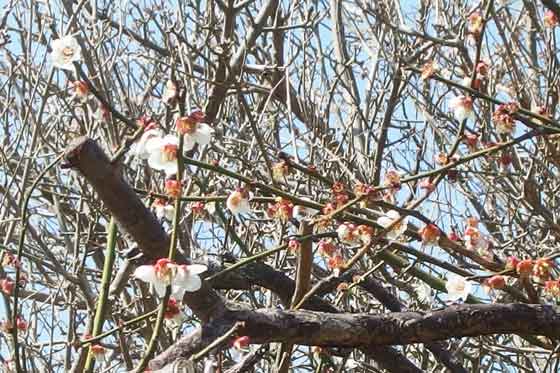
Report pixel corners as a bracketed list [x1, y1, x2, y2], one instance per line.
[449, 96, 474, 122]
[337, 222, 374, 246]
[492, 102, 519, 135]
[50, 36, 111, 122]
[131, 111, 213, 178]
[45, 25, 560, 368]
[477, 257, 558, 301]
[0, 316, 28, 335]
[317, 239, 345, 276]
[376, 210, 408, 241]
[226, 188, 252, 215]
[267, 197, 294, 222]
[462, 217, 493, 260]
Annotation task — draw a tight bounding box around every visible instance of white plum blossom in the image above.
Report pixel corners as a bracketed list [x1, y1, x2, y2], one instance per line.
[467, 233, 490, 253]
[337, 222, 359, 245]
[173, 264, 207, 299]
[89, 345, 108, 362]
[71, 80, 89, 101]
[413, 282, 433, 305]
[445, 274, 473, 302]
[449, 95, 474, 121]
[176, 115, 214, 151]
[133, 259, 207, 300]
[205, 201, 216, 215]
[51, 36, 81, 70]
[376, 210, 408, 240]
[464, 226, 493, 260]
[152, 199, 175, 220]
[147, 134, 180, 176]
[184, 123, 213, 151]
[129, 127, 162, 160]
[226, 189, 251, 215]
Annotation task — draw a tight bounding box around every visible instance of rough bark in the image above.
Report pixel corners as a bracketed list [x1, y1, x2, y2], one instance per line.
[149, 303, 560, 368]
[229, 304, 559, 346]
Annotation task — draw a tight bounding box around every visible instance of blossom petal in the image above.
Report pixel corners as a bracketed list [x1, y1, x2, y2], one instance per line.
[397, 216, 409, 236]
[386, 210, 401, 220]
[163, 205, 175, 221]
[193, 123, 214, 146]
[187, 264, 207, 275]
[145, 135, 164, 153]
[445, 274, 473, 302]
[133, 265, 157, 284]
[162, 134, 179, 146]
[171, 271, 202, 299]
[153, 281, 168, 297]
[236, 199, 251, 214]
[134, 130, 162, 160]
[173, 266, 203, 295]
[376, 216, 392, 228]
[146, 135, 179, 175]
[154, 206, 165, 220]
[183, 135, 197, 152]
[228, 195, 251, 215]
[181, 275, 202, 292]
[147, 151, 167, 171]
[162, 162, 179, 177]
[171, 287, 186, 301]
[413, 282, 433, 304]
[205, 202, 216, 214]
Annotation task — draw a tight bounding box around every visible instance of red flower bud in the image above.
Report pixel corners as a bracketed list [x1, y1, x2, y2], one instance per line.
[486, 275, 506, 289]
[165, 179, 182, 198]
[448, 231, 461, 242]
[16, 316, 27, 332]
[0, 278, 14, 295]
[516, 259, 533, 277]
[233, 336, 250, 350]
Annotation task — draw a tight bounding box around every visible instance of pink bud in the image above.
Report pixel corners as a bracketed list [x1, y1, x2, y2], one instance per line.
[233, 336, 250, 350]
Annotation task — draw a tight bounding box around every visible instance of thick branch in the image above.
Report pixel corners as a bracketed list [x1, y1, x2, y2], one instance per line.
[230, 304, 560, 346]
[152, 303, 557, 368]
[64, 137, 170, 261]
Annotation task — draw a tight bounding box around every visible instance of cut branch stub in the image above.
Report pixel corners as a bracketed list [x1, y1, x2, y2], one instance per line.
[64, 136, 171, 262]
